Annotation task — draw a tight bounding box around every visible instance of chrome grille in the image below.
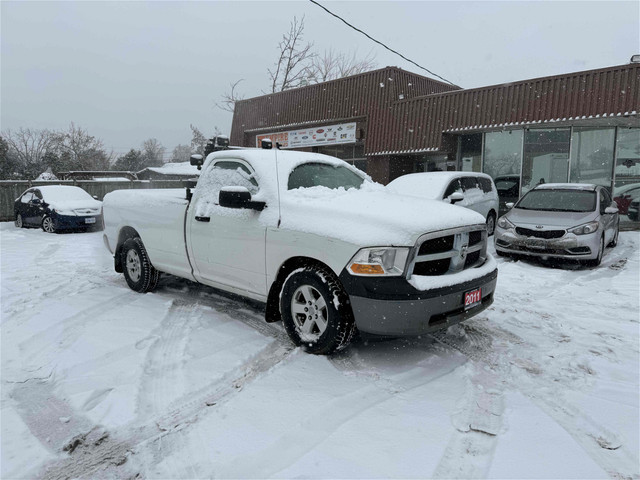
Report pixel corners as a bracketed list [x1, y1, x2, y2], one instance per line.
[408, 225, 487, 278]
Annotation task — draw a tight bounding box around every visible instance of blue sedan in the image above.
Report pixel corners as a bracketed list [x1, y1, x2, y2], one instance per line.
[14, 185, 103, 233]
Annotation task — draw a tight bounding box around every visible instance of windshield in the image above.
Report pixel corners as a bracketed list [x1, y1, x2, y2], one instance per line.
[288, 162, 365, 190]
[516, 189, 596, 213]
[41, 186, 93, 203]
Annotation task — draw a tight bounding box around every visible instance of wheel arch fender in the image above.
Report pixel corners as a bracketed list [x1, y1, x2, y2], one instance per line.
[265, 256, 344, 324]
[114, 226, 142, 273]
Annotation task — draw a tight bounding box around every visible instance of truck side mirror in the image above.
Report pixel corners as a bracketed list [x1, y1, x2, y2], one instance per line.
[190, 154, 204, 170]
[449, 192, 464, 204]
[219, 187, 266, 211]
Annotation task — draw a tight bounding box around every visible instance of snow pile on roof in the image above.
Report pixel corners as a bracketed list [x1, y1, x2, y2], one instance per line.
[142, 162, 200, 176]
[39, 185, 102, 210]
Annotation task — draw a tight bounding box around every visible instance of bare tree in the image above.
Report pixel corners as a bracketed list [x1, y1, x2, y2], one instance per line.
[190, 124, 221, 156]
[171, 144, 192, 163]
[1, 127, 57, 178]
[268, 16, 315, 93]
[218, 16, 376, 112]
[305, 49, 377, 83]
[56, 123, 112, 171]
[141, 138, 166, 167]
[217, 79, 245, 113]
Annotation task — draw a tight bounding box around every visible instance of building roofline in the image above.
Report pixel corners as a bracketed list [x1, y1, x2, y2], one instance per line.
[235, 66, 460, 106]
[400, 62, 640, 104]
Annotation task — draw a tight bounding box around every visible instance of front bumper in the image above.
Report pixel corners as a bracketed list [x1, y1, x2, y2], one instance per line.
[339, 267, 498, 337]
[494, 228, 599, 259]
[53, 213, 104, 230]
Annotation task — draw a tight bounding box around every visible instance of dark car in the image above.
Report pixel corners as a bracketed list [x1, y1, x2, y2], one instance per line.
[494, 174, 521, 217]
[628, 197, 640, 221]
[14, 185, 103, 233]
[613, 183, 640, 215]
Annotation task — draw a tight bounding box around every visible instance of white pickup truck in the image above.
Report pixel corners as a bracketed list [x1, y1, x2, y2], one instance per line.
[103, 148, 498, 354]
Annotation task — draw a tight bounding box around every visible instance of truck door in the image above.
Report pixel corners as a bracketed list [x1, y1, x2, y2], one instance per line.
[187, 158, 268, 298]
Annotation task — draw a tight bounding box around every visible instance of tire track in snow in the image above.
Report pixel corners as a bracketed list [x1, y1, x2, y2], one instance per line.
[210, 349, 467, 480]
[15, 290, 139, 374]
[430, 320, 639, 480]
[38, 340, 295, 480]
[136, 301, 199, 418]
[432, 361, 506, 479]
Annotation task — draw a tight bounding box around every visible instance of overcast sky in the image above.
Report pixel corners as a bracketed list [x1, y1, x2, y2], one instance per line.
[1, 1, 638, 159]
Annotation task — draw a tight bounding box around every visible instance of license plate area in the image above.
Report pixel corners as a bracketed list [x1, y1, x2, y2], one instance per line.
[85, 217, 96, 224]
[464, 288, 482, 310]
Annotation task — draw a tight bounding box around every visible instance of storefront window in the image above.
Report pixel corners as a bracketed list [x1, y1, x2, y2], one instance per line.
[482, 130, 523, 179]
[569, 127, 615, 190]
[522, 128, 571, 193]
[459, 134, 482, 172]
[614, 128, 640, 223]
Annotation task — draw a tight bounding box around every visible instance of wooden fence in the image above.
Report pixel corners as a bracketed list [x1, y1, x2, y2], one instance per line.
[0, 180, 186, 222]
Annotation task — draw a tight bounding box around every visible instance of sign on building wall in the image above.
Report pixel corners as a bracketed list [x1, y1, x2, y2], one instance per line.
[256, 122, 357, 149]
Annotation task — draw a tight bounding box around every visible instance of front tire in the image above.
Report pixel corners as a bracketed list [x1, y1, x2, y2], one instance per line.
[486, 212, 497, 236]
[280, 265, 356, 355]
[585, 235, 604, 268]
[42, 215, 56, 233]
[121, 237, 160, 293]
[15, 214, 24, 228]
[608, 222, 619, 248]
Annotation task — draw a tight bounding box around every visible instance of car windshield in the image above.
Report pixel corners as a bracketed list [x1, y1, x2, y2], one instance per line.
[516, 189, 596, 213]
[288, 162, 365, 190]
[41, 187, 93, 203]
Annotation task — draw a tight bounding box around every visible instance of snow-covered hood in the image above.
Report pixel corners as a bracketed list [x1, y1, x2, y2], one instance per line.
[278, 185, 486, 246]
[506, 207, 597, 228]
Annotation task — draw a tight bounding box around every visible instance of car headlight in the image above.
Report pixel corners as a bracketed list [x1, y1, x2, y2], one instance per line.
[52, 208, 76, 216]
[348, 247, 410, 276]
[568, 221, 599, 235]
[497, 216, 515, 229]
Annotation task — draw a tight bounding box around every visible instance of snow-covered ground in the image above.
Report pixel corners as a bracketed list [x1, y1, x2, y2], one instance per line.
[1, 222, 638, 479]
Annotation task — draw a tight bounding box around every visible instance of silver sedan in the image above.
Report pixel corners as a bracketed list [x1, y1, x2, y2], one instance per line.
[494, 183, 619, 267]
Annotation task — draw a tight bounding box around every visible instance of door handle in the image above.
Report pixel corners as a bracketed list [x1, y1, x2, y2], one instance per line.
[195, 216, 210, 222]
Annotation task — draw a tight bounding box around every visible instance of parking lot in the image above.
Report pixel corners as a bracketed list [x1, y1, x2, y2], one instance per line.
[1, 222, 638, 479]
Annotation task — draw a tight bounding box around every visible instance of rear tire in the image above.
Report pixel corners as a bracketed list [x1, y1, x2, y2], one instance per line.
[280, 265, 355, 355]
[121, 237, 160, 293]
[15, 214, 23, 228]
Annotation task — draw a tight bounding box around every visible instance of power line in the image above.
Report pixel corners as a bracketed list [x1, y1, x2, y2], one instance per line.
[308, 0, 457, 87]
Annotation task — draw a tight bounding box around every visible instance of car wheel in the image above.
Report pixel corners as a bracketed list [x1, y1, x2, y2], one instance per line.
[15, 214, 24, 228]
[585, 235, 604, 268]
[280, 265, 356, 355]
[41, 215, 56, 233]
[121, 237, 160, 293]
[608, 222, 619, 248]
[486, 212, 497, 236]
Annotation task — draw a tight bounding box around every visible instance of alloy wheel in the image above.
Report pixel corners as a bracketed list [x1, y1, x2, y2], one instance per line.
[290, 284, 328, 342]
[126, 249, 142, 282]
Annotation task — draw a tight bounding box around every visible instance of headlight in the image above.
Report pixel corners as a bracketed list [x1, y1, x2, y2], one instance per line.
[497, 216, 514, 229]
[568, 221, 599, 235]
[52, 208, 76, 216]
[347, 247, 410, 276]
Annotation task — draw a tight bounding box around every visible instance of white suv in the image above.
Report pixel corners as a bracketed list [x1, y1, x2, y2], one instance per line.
[387, 172, 500, 235]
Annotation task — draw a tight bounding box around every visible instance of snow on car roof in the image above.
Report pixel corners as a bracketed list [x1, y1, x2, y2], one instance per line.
[387, 171, 493, 200]
[142, 162, 200, 176]
[533, 183, 597, 191]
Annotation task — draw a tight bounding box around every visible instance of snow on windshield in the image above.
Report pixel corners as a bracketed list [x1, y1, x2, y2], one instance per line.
[39, 186, 94, 203]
